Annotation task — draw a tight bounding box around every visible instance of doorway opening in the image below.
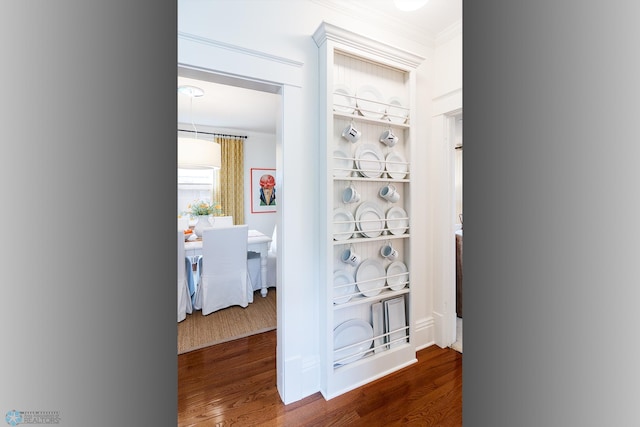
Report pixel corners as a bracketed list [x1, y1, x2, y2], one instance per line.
[177, 65, 281, 353]
[452, 113, 463, 353]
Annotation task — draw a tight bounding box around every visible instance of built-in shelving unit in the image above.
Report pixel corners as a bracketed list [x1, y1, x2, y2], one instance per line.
[314, 22, 424, 399]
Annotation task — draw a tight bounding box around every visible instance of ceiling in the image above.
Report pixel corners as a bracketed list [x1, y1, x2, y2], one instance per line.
[178, 0, 461, 135]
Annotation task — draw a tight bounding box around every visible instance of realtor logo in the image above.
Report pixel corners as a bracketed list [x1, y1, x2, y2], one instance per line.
[4, 410, 60, 425]
[5, 411, 22, 426]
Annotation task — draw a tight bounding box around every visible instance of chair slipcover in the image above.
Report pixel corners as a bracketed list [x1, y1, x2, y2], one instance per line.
[248, 225, 277, 290]
[193, 225, 253, 315]
[178, 230, 193, 322]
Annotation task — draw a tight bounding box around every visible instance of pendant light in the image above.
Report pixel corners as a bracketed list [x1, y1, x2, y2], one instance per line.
[177, 85, 221, 169]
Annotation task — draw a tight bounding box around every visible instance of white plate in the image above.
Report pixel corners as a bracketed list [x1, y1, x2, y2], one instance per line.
[386, 261, 409, 291]
[333, 208, 355, 241]
[333, 84, 356, 114]
[356, 85, 386, 119]
[385, 97, 408, 124]
[333, 270, 356, 304]
[354, 143, 384, 178]
[355, 201, 385, 238]
[333, 319, 374, 366]
[385, 151, 408, 180]
[356, 259, 386, 297]
[384, 297, 407, 349]
[386, 206, 408, 236]
[333, 149, 353, 178]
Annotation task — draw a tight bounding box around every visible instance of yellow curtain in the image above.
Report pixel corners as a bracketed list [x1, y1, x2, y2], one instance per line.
[218, 136, 244, 225]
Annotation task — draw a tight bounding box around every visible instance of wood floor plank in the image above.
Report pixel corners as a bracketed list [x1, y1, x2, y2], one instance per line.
[178, 330, 462, 426]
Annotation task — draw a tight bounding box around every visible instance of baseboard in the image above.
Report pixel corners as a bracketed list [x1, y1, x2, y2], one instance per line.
[414, 316, 435, 351]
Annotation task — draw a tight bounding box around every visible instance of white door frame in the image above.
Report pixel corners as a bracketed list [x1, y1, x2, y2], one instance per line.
[178, 32, 306, 404]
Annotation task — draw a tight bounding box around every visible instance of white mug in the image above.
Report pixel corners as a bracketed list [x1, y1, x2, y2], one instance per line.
[379, 129, 398, 147]
[379, 184, 400, 203]
[380, 243, 399, 260]
[342, 184, 361, 204]
[341, 246, 361, 266]
[342, 123, 362, 143]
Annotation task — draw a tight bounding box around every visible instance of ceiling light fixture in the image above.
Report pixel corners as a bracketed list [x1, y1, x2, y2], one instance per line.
[177, 84, 221, 169]
[394, 0, 429, 12]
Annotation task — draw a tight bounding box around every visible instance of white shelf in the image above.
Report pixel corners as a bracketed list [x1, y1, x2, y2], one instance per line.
[316, 21, 423, 400]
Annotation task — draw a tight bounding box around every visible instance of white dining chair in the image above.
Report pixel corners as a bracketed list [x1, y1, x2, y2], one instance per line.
[178, 230, 193, 322]
[211, 215, 233, 227]
[248, 225, 277, 291]
[193, 225, 253, 315]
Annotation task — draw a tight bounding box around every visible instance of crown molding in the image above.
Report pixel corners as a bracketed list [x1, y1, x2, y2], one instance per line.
[313, 21, 425, 69]
[436, 20, 463, 45]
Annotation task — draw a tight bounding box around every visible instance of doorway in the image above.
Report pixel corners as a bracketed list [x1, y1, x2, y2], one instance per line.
[452, 113, 463, 352]
[177, 66, 281, 351]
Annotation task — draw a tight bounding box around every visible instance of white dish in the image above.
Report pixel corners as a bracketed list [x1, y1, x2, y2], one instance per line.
[386, 261, 409, 291]
[355, 201, 385, 238]
[333, 208, 355, 241]
[386, 206, 408, 236]
[385, 151, 408, 180]
[333, 84, 356, 114]
[354, 143, 384, 178]
[385, 97, 408, 124]
[384, 297, 407, 349]
[333, 319, 374, 366]
[356, 85, 386, 119]
[356, 259, 386, 297]
[333, 149, 353, 178]
[333, 208, 355, 240]
[333, 270, 356, 304]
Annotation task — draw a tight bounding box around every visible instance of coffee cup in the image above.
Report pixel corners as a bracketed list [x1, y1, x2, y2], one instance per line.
[341, 246, 361, 266]
[342, 123, 362, 143]
[379, 184, 400, 203]
[342, 184, 361, 204]
[380, 243, 398, 260]
[379, 129, 398, 147]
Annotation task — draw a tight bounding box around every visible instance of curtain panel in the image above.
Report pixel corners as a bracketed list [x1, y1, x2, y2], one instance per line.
[218, 136, 244, 225]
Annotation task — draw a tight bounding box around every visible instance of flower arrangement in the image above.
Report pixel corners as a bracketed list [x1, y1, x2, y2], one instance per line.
[186, 200, 223, 217]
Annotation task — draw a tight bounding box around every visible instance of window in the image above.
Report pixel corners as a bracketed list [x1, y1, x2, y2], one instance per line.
[177, 168, 220, 216]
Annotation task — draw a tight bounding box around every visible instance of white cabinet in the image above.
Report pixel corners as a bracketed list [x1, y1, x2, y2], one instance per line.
[314, 22, 424, 399]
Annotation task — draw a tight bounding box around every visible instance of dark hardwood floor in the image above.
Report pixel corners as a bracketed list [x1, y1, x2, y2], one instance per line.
[178, 330, 462, 426]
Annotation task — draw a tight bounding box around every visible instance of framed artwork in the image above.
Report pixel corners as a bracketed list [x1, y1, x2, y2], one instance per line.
[250, 168, 277, 213]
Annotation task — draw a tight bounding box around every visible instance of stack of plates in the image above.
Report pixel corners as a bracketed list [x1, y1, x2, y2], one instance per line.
[385, 151, 408, 180]
[333, 208, 355, 240]
[385, 206, 409, 236]
[356, 85, 385, 119]
[333, 319, 374, 366]
[333, 270, 356, 304]
[354, 143, 384, 178]
[355, 201, 385, 238]
[333, 84, 356, 114]
[386, 261, 409, 291]
[356, 259, 386, 297]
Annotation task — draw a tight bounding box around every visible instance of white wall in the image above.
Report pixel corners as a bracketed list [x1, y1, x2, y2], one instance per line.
[178, 0, 461, 403]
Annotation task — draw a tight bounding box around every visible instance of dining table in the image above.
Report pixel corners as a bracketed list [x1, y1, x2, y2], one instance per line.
[184, 229, 273, 297]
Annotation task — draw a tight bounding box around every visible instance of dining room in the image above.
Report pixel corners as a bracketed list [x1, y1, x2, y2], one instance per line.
[177, 69, 281, 351]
